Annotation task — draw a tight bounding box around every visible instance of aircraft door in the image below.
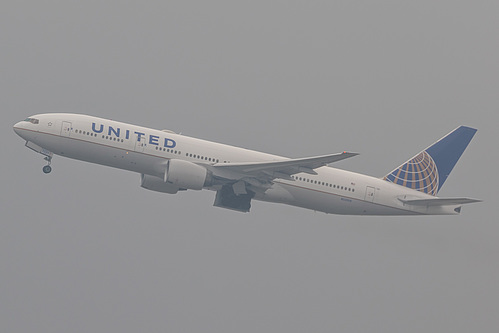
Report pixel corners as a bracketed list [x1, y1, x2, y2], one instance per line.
[365, 186, 375, 202]
[61, 121, 72, 137]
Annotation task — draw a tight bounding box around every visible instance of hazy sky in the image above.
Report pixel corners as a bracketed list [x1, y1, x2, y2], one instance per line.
[1, 1, 497, 332]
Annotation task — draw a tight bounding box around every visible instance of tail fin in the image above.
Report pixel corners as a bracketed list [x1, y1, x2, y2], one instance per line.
[383, 126, 477, 196]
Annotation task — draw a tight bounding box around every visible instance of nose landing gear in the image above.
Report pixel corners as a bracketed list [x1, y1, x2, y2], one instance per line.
[42, 156, 52, 174]
[24, 141, 54, 174]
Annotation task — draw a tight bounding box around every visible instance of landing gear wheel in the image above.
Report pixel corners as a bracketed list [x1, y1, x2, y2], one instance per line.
[42, 165, 52, 174]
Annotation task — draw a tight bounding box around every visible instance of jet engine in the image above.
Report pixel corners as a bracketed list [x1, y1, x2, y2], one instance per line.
[140, 159, 211, 194]
[141, 174, 179, 194]
[166, 159, 209, 190]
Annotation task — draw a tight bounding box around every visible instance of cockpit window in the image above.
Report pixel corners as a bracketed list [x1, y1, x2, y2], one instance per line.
[24, 118, 39, 124]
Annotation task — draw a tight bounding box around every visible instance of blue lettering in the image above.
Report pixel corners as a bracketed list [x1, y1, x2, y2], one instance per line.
[149, 135, 159, 145]
[164, 138, 176, 148]
[92, 123, 104, 133]
[135, 131, 145, 141]
[125, 129, 130, 140]
[108, 126, 120, 137]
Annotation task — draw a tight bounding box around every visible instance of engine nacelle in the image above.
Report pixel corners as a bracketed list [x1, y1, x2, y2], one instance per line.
[166, 159, 208, 190]
[141, 174, 179, 194]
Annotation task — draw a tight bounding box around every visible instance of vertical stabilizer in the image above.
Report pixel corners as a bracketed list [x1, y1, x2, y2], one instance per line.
[384, 126, 477, 195]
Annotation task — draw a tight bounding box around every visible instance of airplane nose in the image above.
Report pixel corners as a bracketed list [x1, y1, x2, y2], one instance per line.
[13, 121, 26, 138]
[13, 122, 22, 134]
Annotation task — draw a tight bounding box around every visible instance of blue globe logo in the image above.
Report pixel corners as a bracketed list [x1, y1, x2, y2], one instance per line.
[384, 151, 439, 196]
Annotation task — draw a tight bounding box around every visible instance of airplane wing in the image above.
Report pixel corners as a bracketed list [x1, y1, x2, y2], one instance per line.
[209, 152, 358, 182]
[399, 197, 482, 206]
[207, 151, 358, 212]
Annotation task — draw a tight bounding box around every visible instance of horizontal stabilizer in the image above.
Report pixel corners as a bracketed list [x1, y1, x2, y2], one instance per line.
[398, 197, 482, 206]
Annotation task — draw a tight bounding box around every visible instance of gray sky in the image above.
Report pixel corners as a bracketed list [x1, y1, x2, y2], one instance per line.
[1, 1, 497, 332]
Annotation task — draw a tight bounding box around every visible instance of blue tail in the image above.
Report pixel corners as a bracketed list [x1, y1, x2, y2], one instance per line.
[383, 126, 477, 195]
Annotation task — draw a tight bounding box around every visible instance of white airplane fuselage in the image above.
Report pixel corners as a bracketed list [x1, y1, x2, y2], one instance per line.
[13, 113, 468, 215]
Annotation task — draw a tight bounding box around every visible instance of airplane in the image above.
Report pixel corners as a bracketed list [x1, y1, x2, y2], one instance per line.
[13, 113, 481, 215]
